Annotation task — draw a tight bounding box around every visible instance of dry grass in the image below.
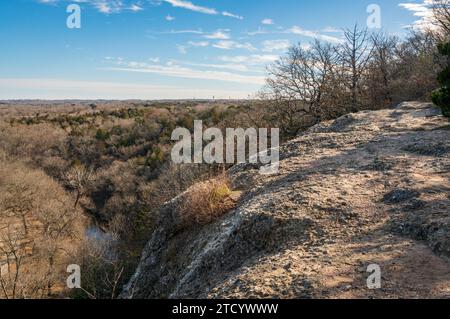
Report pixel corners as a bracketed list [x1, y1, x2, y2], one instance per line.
[180, 175, 238, 226]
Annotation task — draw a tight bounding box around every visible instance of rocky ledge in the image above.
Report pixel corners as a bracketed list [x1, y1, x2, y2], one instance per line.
[122, 102, 450, 299]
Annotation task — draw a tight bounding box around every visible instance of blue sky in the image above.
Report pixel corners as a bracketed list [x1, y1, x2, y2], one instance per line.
[0, 0, 433, 99]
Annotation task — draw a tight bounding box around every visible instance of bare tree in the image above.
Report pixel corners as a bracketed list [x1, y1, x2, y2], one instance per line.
[2, 183, 38, 235]
[337, 24, 373, 111]
[63, 164, 95, 209]
[366, 33, 399, 108]
[431, 0, 450, 38]
[0, 226, 26, 299]
[267, 40, 337, 110]
[264, 39, 340, 136]
[72, 234, 127, 299]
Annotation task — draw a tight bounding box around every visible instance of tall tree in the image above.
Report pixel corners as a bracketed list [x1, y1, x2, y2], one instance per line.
[337, 24, 373, 111]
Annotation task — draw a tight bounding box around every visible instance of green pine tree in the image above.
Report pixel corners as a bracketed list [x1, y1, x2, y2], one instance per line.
[432, 42, 450, 118]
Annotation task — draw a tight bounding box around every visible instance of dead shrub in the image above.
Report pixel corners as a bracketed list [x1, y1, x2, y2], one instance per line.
[180, 176, 237, 226]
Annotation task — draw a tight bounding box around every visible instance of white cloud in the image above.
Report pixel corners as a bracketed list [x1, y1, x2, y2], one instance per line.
[94, 2, 112, 14]
[322, 26, 341, 33]
[204, 30, 231, 40]
[163, 0, 243, 19]
[92, 1, 124, 14]
[398, 0, 437, 31]
[175, 40, 210, 54]
[104, 63, 265, 85]
[102, 57, 265, 85]
[213, 41, 256, 51]
[262, 18, 274, 25]
[219, 54, 279, 65]
[222, 11, 244, 20]
[105, 56, 124, 61]
[399, 2, 431, 13]
[163, 0, 217, 14]
[244, 28, 270, 36]
[244, 25, 343, 43]
[38, 0, 59, 4]
[285, 26, 343, 43]
[171, 60, 250, 72]
[262, 39, 290, 52]
[37, 0, 244, 18]
[166, 29, 204, 34]
[173, 40, 213, 54]
[188, 41, 209, 47]
[129, 4, 143, 12]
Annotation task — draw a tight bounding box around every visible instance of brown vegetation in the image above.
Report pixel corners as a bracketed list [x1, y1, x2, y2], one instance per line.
[180, 175, 238, 227]
[0, 100, 247, 298]
[0, 159, 84, 298]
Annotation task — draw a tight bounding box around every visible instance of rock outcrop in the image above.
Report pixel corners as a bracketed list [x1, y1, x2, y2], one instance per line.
[122, 102, 450, 299]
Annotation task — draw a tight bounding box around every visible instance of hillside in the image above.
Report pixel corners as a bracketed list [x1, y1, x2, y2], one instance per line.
[121, 102, 450, 299]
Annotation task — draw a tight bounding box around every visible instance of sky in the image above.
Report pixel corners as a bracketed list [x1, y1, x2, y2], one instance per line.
[0, 0, 436, 100]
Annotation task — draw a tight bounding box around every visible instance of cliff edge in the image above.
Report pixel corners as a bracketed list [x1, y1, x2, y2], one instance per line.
[122, 102, 450, 299]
